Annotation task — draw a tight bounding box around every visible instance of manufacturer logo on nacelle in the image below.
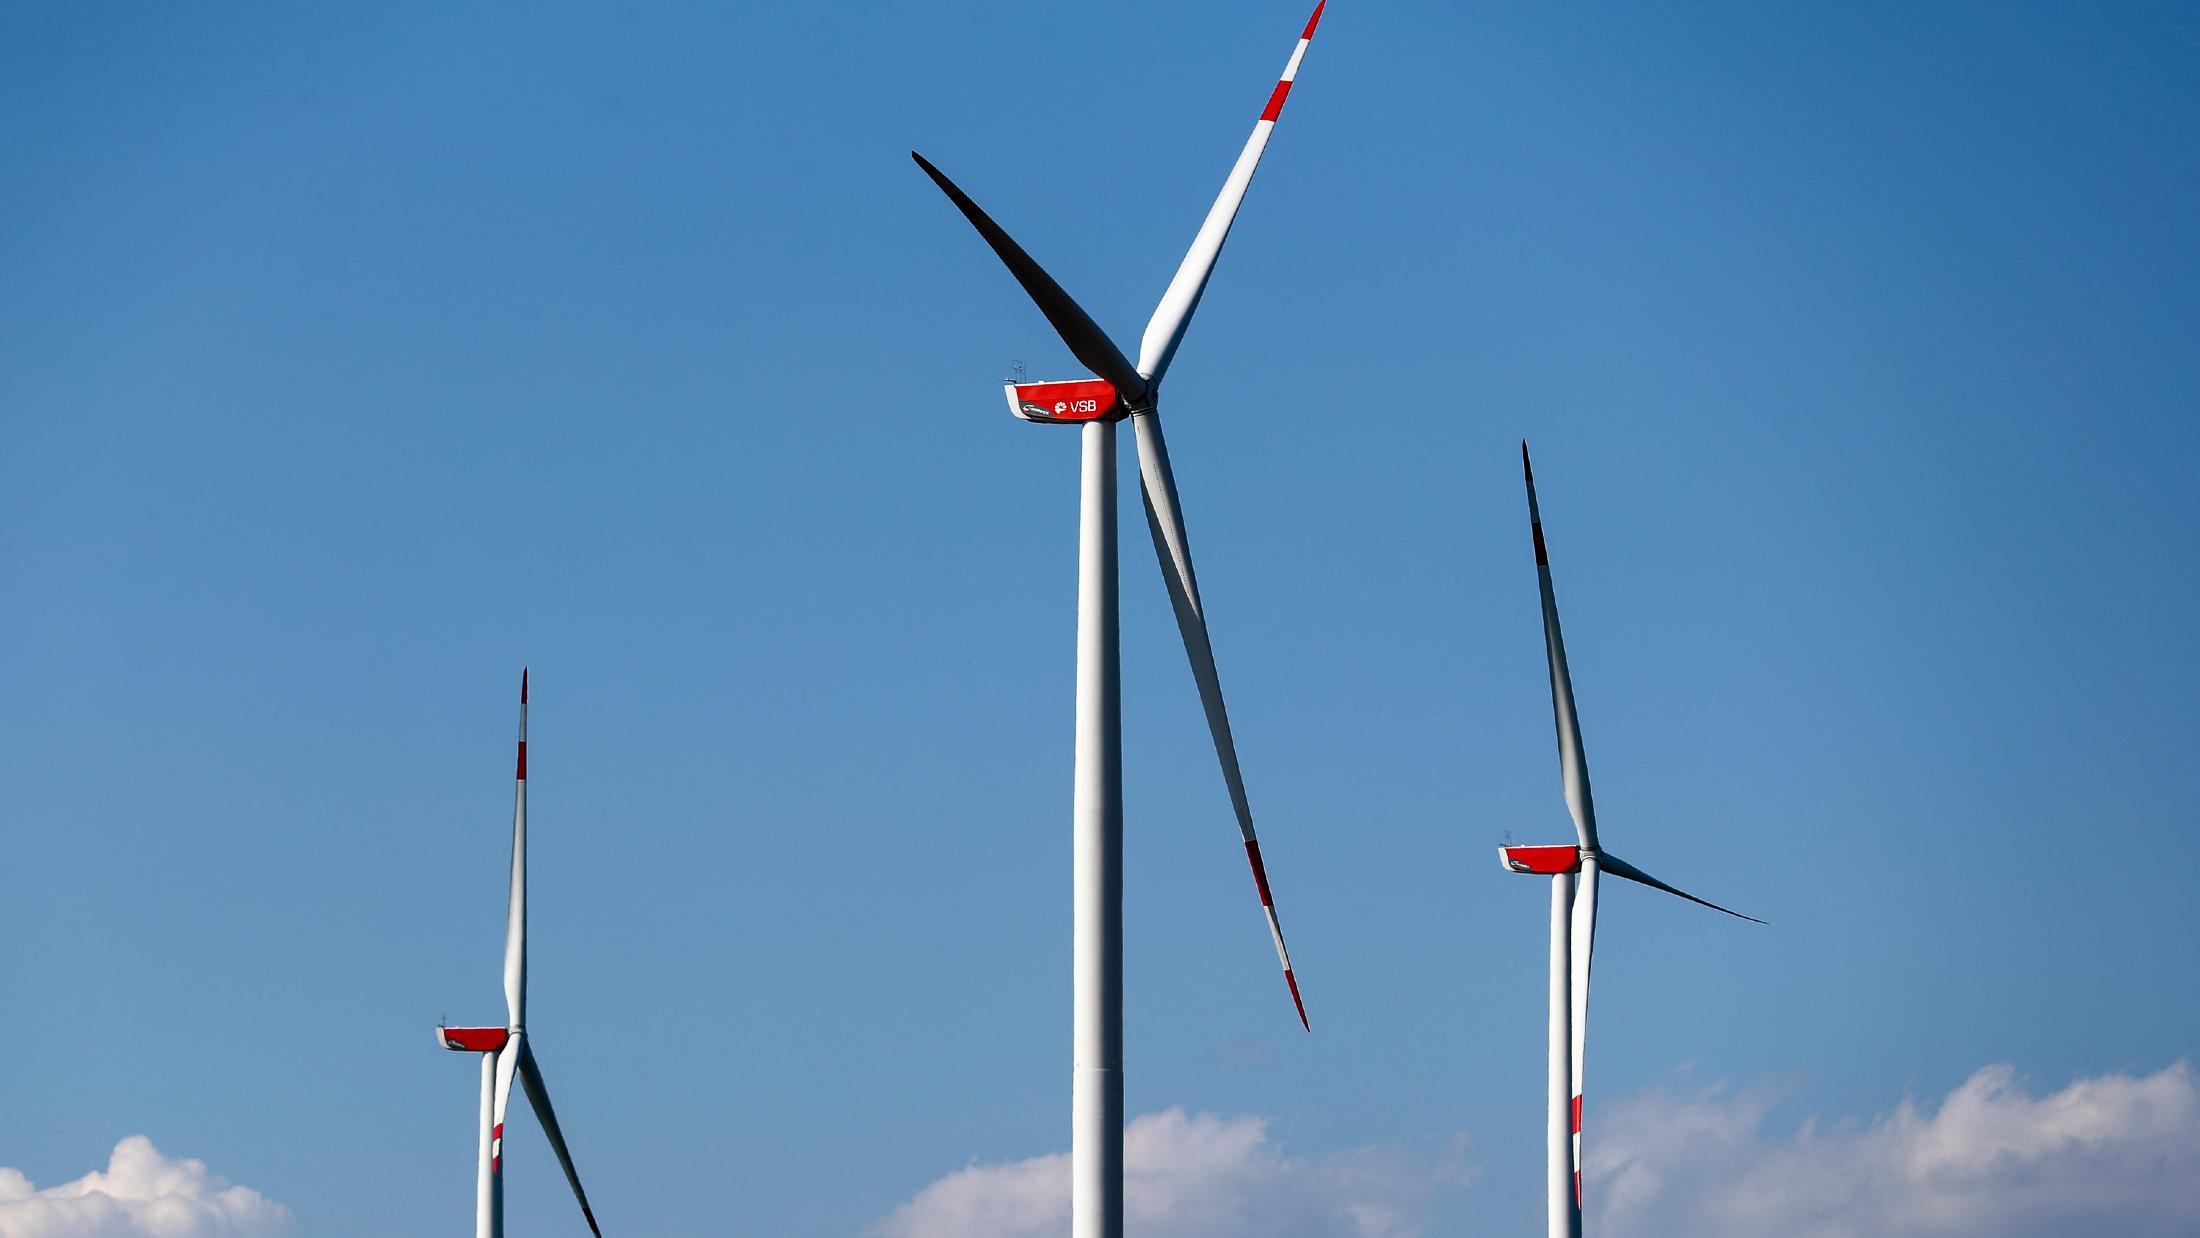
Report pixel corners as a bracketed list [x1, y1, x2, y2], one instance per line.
[1004, 378, 1121, 424]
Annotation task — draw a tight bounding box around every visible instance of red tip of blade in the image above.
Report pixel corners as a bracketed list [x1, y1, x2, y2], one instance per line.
[1244, 840, 1275, 906]
[1285, 968, 1309, 1031]
[520, 668, 529, 704]
[583, 1205, 601, 1238]
[1302, 0, 1325, 40]
[1521, 440, 1533, 482]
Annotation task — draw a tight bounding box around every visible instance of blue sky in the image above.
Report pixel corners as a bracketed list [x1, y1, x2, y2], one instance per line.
[3, 2, 2196, 1235]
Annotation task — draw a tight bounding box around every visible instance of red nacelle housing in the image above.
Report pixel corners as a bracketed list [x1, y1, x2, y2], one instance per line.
[437, 1026, 511, 1053]
[1004, 378, 1122, 424]
[1500, 844, 1583, 875]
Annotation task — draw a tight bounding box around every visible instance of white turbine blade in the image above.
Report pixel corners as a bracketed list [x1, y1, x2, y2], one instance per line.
[1522, 443, 1600, 853]
[519, 1043, 604, 1238]
[1131, 412, 1306, 1030]
[504, 669, 529, 1030]
[489, 1038, 522, 1237]
[1136, 1, 1326, 383]
[1598, 852, 1765, 923]
[910, 152, 1148, 401]
[1568, 859, 1598, 1218]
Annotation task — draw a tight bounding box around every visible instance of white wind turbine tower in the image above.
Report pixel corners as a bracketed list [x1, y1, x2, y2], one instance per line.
[913, 7, 1326, 1238]
[436, 670, 604, 1238]
[1500, 445, 1762, 1238]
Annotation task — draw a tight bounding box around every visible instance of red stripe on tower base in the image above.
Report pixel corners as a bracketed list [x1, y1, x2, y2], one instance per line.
[1260, 80, 1292, 122]
[516, 740, 527, 781]
[1532, 523, 1548, 566]
[1245, 840, 1275, 905]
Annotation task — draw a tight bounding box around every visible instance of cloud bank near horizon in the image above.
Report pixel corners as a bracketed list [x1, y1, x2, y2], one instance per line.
[1593, 1060, 2200, 1238]
[869, 1107, 1476, 1238]
[874, 1062, 2198, 1238]
[0, 1136, 296, 1238]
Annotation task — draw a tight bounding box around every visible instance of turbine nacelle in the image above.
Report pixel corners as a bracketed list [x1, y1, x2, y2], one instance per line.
[1498, 844, 1583, 875]
[1004, 378, 1125, 424]
[437, 1026, 513, 1054]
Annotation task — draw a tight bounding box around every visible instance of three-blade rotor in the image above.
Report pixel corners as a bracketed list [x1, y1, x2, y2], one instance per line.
[1514, 446, 1762, 1227]
[912, 2, 1326, 1029]
[440, 671, 604, 1238]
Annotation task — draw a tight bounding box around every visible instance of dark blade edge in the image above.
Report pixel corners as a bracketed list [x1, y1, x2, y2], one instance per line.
[1598, 853, 1765, 924]
[910, 152, 1146, 400]
[518, 1043, 604, 1237]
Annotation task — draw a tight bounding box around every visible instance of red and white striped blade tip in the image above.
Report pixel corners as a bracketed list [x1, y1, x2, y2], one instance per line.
[1247, 841, 1310, 1031]
[1257, 3, 1325, 123]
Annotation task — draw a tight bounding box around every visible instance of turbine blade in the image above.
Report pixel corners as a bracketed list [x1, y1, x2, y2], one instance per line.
[1137, 1, 1325, 383]
[910, 152, 1147, 401]
[504, 669, 528, 1030]
[490, 1039, 521, 1195]
[1132, 412, 1306, 1030]
[1522, 443, 1600, 853]
[519, 1043, 604, 1238]
[1597, 852, 1766, 924]
[1568, 860, 1599, 1213]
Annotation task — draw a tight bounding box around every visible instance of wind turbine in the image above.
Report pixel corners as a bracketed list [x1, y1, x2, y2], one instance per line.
[1500, 445, 1761, 1238]
[435, 670, 604, 1238]
[912, 7, 1325, 1237]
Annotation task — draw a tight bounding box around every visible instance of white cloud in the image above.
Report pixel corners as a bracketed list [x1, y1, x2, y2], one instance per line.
[871, 1108, 1474, 1238]
[1592, 1060, 2200, 1238]
[0, 1136, 296, 1238]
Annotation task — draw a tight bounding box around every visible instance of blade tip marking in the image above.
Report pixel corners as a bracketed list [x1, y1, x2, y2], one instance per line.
[520, 667, 528, 703]
[1244, 839, 1274, 905]
[1286, 968, 1309, 1030]
[1302, 1, 1325, 40]
[1260, 79, 1293, 121]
